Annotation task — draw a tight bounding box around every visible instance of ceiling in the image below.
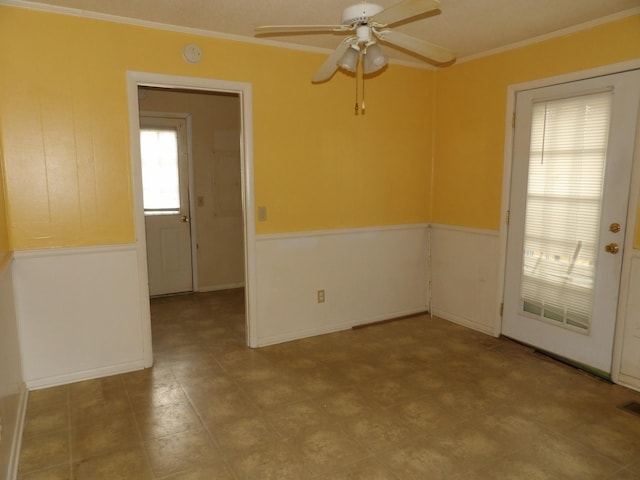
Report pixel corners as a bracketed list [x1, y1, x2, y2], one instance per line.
[15, 0, 640, 65]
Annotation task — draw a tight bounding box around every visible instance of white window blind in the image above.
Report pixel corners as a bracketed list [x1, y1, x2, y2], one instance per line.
[140, 128, 181, 214]
[520, 90, 612, 331]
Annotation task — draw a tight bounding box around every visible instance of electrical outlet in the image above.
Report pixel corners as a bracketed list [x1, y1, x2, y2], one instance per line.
[317, 290, 325, 303]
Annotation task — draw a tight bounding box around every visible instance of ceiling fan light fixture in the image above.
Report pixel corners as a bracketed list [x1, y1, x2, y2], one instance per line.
[337, 45, 360, 73]
[363, 43, 387, 74]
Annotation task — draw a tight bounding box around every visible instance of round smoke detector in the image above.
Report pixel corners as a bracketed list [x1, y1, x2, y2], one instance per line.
[341, 3, 384, 25]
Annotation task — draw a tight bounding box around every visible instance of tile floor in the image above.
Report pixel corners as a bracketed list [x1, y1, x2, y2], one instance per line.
[18, 288, 640, 479]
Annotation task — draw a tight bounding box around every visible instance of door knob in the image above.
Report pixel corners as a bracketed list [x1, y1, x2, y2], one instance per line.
[609, 223, 621, 233]
[604, 243, 619, 254]
[180, 215, 190, 223]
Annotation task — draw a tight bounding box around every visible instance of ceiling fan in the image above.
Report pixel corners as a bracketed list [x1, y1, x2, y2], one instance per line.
[255, 0, 456, 83]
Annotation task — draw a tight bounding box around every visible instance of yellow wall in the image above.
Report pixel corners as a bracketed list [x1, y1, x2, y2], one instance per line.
[1, 6, 638, 251]
[432, 15, 640, 235]
[0, 6, 434, 250]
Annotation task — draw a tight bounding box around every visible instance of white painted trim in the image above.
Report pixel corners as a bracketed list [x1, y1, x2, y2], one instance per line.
[499, 62, 640, 383]
[457, 7, 640, 64]
[429, 223, 501, 336]
[508, 59, 640, 94]
[611, 105, 640, 385]
[0, 0, 431, 71]
[256, 223, 431, 241]
[430, 308, 494, 336]
[13, 242, 137, 259]
[428, 223, 498, 237]
[127, 71, 258, 348]
[198, 282, 245, 293]
[26, 360, 146, 390]
[7, 388, 28, 480]
[259, 307, 429, 347]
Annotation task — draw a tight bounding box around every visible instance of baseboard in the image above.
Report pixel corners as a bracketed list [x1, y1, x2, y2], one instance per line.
[198, 282, 245, 292]
[431, 309, 495, 336]
[7, 386, 28, 480]
[26, 360, 146, 390]
[616, 373, 640, 393]
[257, 307, 429, 347]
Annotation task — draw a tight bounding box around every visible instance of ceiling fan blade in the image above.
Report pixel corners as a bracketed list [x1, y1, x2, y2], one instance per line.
[255, 25, 349, 35]
[371, 0, 441, 26]
[311, 40, 353, 84]
[378, 30, 455, 64]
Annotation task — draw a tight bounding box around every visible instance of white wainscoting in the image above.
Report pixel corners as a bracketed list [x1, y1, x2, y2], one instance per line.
[254, 224, 430, 345]
[616, 251, 640, 391]
[429, 224, 501, 336]
[0, 257, 27, 480]
[13, 244, 152, 390]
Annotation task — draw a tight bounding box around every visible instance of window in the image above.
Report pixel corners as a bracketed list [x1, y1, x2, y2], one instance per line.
[140, 128, 181, 214]
[521, 90, 612, 331]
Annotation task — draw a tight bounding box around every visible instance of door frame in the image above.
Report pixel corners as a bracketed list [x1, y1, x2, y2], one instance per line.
[140, 111, 199, 294]
[126, 71, 258, 358]
[496, 59, 640, 381]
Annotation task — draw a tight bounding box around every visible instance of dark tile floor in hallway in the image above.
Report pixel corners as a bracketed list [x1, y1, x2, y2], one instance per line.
[18, 288, 640, 479]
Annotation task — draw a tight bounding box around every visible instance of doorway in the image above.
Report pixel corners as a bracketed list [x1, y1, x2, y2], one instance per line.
[140, 114, 194, 296]
[502, 69, 640, 374]
[127, 72, 258, 349]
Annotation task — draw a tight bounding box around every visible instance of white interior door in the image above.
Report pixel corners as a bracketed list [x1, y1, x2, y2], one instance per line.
[502, 70, 640, 374]
[141, 116, 193, 296]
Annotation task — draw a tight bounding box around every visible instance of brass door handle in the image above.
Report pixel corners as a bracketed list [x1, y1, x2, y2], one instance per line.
[609, 223, 621, 233]
[604, 243, 619, 254]
[180, 215, 190, 223]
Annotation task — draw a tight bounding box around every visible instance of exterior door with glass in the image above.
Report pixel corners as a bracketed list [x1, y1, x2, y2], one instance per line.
[140, 116, 193, 296]
[502, 70, 640, 374]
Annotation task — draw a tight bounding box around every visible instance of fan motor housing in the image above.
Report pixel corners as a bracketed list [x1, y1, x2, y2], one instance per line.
[341, 3, 384, 25]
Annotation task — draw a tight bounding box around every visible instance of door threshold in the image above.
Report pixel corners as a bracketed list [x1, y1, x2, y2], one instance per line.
[533, 349, 612, 382]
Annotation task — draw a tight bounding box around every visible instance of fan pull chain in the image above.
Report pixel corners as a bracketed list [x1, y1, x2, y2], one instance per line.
[354, 55, 366, 115]
[361, 71, 366, 113]
[354, 66, 359, 115]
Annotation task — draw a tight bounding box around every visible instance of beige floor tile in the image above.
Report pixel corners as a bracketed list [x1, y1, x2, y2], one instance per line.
[515, 430, 622, 480]
[68, 376, 131, 426]
[317, 389, 375, 420]
[315, 458, 401, 480]
[240, 376, 310, 409]
[605, 467, 640, 480]
[19, 290, 640, 479]
[265, 399, 335, 438]
[226, 438, 307, 480]
[293, 426, 370, 474]
[381, 438, 461, 480]
[134, 401, 202, 440]
[72, 446, 152, 480]
[70, 413, 142, 462]
[155, 464, 236, 480]
[206, 415, 280, 456]
[18, 463, 71, 480]
[26, 386, 68, 411]
[145, 429, 225, 477]
[565, 412, 640, 465]
[338, 408, 418, 454]
[188, 387, 258, 425]
[18, 430, 69, 475]
[22, 401, 69, 438]
[469, 452, 571, 480]
[127, 380, 190, 412]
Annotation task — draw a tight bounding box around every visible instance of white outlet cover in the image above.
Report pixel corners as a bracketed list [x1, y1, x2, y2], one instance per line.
[182, 43, 202, 63]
